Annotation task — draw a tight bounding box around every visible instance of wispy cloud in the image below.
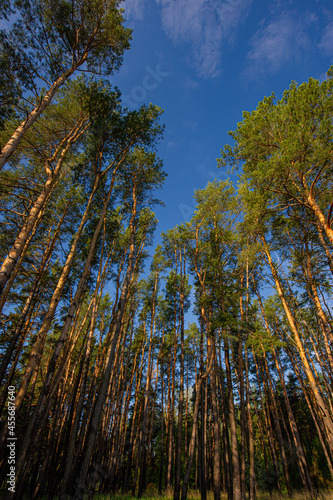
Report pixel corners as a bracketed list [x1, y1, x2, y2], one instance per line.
[319, 20, 333, 57]
[245, 12, 314, 78]
[184, 77, 200, 90]
[123, 0, 145, 22]
[156, 0, 251, 78]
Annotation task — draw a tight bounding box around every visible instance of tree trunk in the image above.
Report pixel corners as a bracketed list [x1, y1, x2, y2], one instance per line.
[181, 346, 214, 500]
[73, 181, 139, 497]
[0, 118, 88, 297]
[0, 61, 84, 171]
[261, 235, 333, 453]
[210, 353, 221, 500]
[0, 205, 68, 385]
[225, 341, 241, 500]
[245, 348, 256, 499]
[10, 169, 101, 419]
[174, 257, 185, 500]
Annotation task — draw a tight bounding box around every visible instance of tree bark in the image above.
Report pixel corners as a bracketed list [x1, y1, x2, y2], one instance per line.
[0, 118, 88, 297]
[225, 341, 242, 500]
[261, 235, 333, 454]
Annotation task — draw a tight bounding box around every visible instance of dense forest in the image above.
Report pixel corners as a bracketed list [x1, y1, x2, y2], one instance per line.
[0, 1, 333, 499]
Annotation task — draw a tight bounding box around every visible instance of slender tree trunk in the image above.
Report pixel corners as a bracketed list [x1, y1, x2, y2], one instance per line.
[245, 348, 256, 499]
[218, 358, 232, 498]
[274, 350, 313, 492]
[166, 332, 177, 491]
[0, 205, 68, 385]
[73, 182, 139, 497]
[174, 255, 185, 500]
[0, 61, 86, 171]
[237, 280, 246, 500]
[138, 322, 155, 498]
[9, 170, 101, 421]
[303, 240, 333, 369]
[0, 119, 88, 297]
[123, 339, 147, 494]
[261, 235, 333, 453]
[253, 352, 281, 493]
[225, 341, 241, 500]
[181, 347, 214, 500]
[211, 351, 221, 500]
[60, 293, 100, 494]
[262, 354, 292, 496]
[159, 352, 165, 495]
[200, 331, 207, 500]
[287, 346, 333, 477]
[307, 190, 333, 248]
[253, 273, 313, 492]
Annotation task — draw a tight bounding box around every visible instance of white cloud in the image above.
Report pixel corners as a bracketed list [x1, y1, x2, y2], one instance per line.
[156, 0, 251, 78]
[184, 77, 200, 90]
[319, 21, 333, 57]
[245, 12, 314, 77]
[123, 0, 145, 22]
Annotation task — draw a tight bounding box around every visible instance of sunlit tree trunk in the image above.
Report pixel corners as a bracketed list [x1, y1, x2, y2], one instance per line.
[245, 347, 256, 499]
[210, 349, 221, 500]
[261, 235, 333, 454]
[123, 337, 147, 494]
[138, 318, 155, 498]
[253, 351, 281, 493]
[0, 118, 88, 297]
[181, 343, 214, 500]
[274, 349, 313, 492]
[262, 353, 292, 495]
[174, 249, 186, 500]
[74, 179, 140, 496]
[10, 170, 101, 420]
[166, 330, 177, 491]
[0, 204, 69, 385]
[225, 340, 241, 500]
[287, 345, 333, 477]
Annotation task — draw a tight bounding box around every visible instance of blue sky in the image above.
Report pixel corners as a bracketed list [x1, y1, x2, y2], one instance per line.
[112, 0, 333, 242]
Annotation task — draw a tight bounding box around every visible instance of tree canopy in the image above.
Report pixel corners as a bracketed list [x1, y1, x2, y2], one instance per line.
[0, 11, 333, 499]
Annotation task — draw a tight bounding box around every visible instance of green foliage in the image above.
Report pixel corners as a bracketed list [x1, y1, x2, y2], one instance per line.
[2, 25, 333, 500]
[0, 0, 131, 151]
[219, 67, 333, 231]
[1, 0, 131, 82]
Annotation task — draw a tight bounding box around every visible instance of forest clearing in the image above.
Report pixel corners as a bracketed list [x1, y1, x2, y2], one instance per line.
[1, 1, 333, 500]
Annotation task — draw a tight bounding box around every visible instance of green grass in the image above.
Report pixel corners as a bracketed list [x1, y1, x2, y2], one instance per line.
[17, 489, 333, 500]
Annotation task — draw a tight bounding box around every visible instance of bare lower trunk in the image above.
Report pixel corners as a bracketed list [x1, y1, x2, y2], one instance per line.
[12, 171, 100, 415]
[261, 236, 333, 453]
[174, 285, 185, 500]
[225, 342, 241, 500]
[211, 357, 221, 500]
[181, 347, 214, 500]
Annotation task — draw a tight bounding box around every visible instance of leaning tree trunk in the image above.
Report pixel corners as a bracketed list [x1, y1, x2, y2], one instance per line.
[261, 235, 333, 454]
[0, 118, 88, 298]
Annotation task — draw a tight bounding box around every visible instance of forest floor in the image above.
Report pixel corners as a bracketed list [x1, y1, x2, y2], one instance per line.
[91, 490, 333, 500]
[14, 490, 333, 499]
